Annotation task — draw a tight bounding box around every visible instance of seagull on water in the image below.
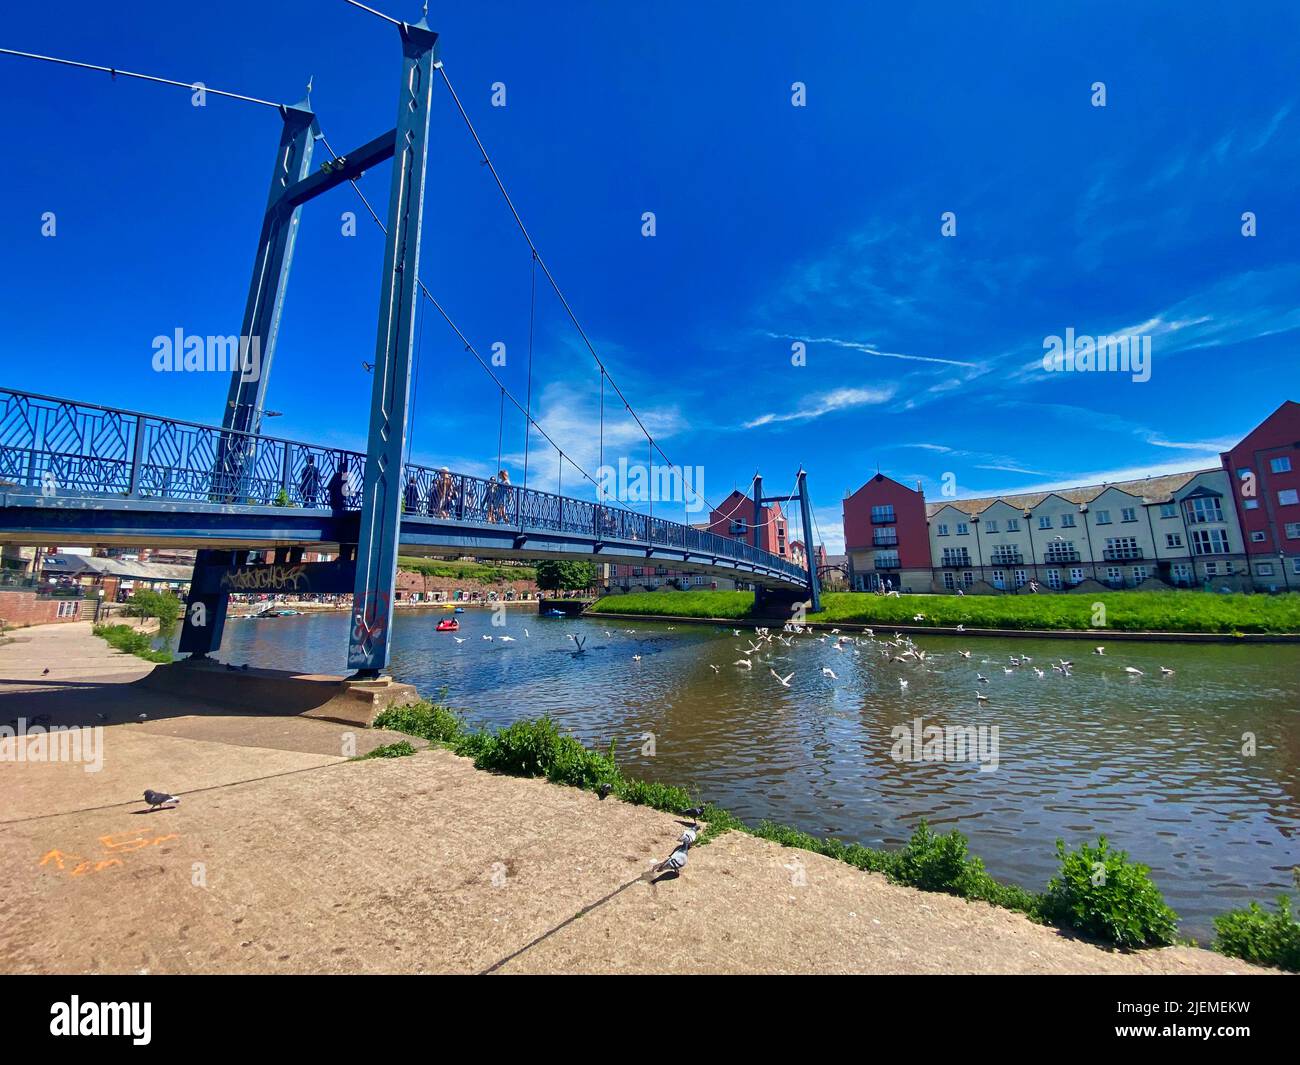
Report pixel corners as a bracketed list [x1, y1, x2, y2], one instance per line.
[1124, 666, 1144, 676]
[821, 667, 838, 679]
[769, 668, 794, 687]
[1093, 647, 1105, 656]
[734, 659, 753, 669]
[976, 673, 989, 684]
[975, 691, 989, 702]
[1160, 666, 1175, 676]
[453, 636, 466, 644]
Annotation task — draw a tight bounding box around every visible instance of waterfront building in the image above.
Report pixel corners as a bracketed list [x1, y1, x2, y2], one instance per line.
[843, 399, 1297, 593]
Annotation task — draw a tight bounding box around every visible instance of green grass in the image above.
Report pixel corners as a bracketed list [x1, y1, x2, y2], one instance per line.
[92, 623, 173, 663]
[355, 740, 418, 760]
[369, 701, 1258, 953]
[591, 589, 1300, 634]
[397, 556, 536, 585]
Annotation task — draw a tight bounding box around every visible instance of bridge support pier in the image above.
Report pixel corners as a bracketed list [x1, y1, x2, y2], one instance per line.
[178, 549, 241, 660]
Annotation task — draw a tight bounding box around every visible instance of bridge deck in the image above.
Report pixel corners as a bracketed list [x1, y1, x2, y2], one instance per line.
[0, 389, 808, 589]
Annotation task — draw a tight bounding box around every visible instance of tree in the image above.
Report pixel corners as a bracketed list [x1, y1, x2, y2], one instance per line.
[122, 588, 183, 643]
[533, 560, 598, 593]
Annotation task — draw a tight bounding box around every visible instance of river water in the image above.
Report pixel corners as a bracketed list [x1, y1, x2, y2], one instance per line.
[216, 606, 1300, 941]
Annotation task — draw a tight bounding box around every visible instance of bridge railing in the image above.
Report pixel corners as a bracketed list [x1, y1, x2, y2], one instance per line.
[0, 389, 807, 583]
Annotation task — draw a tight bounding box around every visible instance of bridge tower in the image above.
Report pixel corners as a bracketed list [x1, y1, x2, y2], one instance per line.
[178, 18, 440, 677]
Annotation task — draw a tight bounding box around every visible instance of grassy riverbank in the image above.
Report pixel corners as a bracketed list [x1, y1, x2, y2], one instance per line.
[372, 701, 1296, 967]
[589, 589, 1300, 634]
[397, 556, 537, 584]
[92, 622, 172, 663]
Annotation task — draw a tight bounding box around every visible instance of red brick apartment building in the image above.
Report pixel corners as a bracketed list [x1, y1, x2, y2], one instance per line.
[1221, 400, 1300, 590]
[843, 400, 1299, 594]
[842, 473, 931, 592]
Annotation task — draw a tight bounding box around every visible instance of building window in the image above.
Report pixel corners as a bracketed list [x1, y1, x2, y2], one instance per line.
[1185, 497, 1224, 524]
[1270, 457, 1293, 474]
[1172, 563, 1192, 586]
[1046, 568, 1061, 590]
[1279, 489, 1299, 506]
[1060, 513, 1076, 528]
[871, 504, 896, 524]
[991, 545, 1021, 564]
[1244, 499, 1260, 510]
[1293, 558, 1300, 576]
[1250, 531, 1267, 543]
[1068, 567, 1084, 585]
[956, 522, 969, 535]
[985, 519, 998, 533]
[943, 571, 955, 590]
[1192, 528, 1230, 555]
[1094, 510, 1111, 524]
[1165, 533, 1183, 549]
[937, 524, 949, 536]
[1286, 522, 1300, 540]
[1132, 566, 1148, 582]
[1121, 507, 1137, 522]
[1257, 563, 1275, 576]
[1159, 503, 1177, 518]
[1038, 515, 1052, 529]
[1204, 562, 1219, 576]
[874, 551, 900, 569]
[1014, 569, 1027, 587]
[1044, 540, 1077, 563]
[1104, 536, 1141, 560]
[991, 569, 1005, 589]
[941, 548, 971, 567]
[729, 520, 748, 536]
[1104, 567, 1122, 586]
[1006, 518, 1020, 531]
[962, 571, 974, 587]
[56, 601, 78, 618]
[1237, 468, 1253, 482]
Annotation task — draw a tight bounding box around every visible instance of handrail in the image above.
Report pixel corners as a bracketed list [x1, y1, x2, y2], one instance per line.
[0, 388, 807, 583]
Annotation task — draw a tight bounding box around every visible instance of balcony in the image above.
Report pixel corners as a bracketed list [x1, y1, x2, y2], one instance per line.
[1043, 549, 1080, 564]
[940, 555, 971, 568]
[872, 558, 902, 570]
[872, 532, 899, 547]
[989, 551, 1024, 565]
[870, 510, 897, 525]
[1103, 547, 1144, 561]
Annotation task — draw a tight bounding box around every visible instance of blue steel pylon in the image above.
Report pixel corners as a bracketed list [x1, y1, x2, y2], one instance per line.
[180, 20, 439, 671]
[347, 20, 439, 676]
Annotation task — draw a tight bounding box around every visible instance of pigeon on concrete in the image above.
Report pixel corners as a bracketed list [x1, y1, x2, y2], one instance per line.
[143, 789, 180, 809]
[680, 806, 704, 820]
[653, 841, 690, 876]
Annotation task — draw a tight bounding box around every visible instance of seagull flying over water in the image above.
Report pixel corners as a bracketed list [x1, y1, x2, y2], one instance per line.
[821, 667, 838, 679]
[769, 668, 794, 687]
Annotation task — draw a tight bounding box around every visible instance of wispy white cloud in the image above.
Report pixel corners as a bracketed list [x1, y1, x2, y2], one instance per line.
[742, 385, 896, 429]
[764, 331, 978, 369]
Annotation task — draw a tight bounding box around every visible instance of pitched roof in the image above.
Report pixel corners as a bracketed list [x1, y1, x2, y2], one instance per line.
[923, 468, 1213, 518]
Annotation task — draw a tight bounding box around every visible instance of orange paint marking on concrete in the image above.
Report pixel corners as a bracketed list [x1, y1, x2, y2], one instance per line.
[38, 832, 182, 878]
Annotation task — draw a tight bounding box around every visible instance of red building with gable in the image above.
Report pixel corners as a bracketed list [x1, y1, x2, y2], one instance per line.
[1220, 400, 1300, 591]
[842, 473, 930, 592]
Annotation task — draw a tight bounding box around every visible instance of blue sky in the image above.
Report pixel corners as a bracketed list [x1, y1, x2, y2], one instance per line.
[3, 1, 1298, 551]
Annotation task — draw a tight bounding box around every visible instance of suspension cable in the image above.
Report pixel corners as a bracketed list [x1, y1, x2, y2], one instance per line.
[0, 47, 285, 109]
[316, 130, 631, 509]
[434, 59, 721, 517]
[521, 251, 537, 489]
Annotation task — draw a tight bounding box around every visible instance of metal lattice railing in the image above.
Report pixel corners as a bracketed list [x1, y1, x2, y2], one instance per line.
[0, 388, 807, 583]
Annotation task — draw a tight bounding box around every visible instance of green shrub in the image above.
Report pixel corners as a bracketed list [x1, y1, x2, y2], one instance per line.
[1039, 837, 1178, 947]
[374, 700, 466, 745]
[1213, 894, 1300, 972]
[93, 623, 172, 663]
[473, 716, 618, 790]
[357, 740, 417, 759]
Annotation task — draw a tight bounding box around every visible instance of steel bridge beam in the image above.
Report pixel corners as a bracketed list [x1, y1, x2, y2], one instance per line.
[347, 20, 439, 676]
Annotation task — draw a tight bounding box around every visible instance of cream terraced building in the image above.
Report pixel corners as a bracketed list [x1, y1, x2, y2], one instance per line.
[924, 468, 1250, 593]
